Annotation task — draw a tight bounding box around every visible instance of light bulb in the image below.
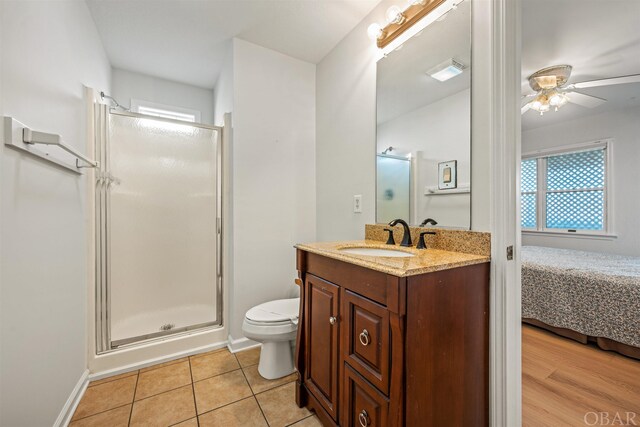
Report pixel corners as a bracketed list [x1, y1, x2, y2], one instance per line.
[386, 5, 405, 25]
[367, 23, 383, 41]
[549, 93, 561, 106]
[558, 94, 569, 106]
[532, 100, 542, 110]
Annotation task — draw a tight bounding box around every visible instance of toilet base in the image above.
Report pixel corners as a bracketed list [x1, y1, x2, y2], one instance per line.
[258, 341, 295, 380]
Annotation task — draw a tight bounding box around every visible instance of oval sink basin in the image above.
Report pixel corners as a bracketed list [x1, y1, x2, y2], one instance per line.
[338, 247, 415, 258]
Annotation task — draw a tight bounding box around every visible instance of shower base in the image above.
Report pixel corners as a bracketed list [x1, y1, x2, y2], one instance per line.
[111, 303, 217, 347]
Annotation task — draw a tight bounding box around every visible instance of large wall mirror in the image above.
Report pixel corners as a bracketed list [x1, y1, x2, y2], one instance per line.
[376, 0, 471, 229]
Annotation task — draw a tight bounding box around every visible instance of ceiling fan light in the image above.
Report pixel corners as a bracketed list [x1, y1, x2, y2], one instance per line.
[558, 94, 569, 106]
[549, 93, 562, 106]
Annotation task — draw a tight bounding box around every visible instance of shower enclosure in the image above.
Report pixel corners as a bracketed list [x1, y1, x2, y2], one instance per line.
[376, 154, 411, 223]
[95, 106, 222, 352]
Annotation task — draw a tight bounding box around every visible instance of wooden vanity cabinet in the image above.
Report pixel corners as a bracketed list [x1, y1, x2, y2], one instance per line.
[295, 249, 490, 427]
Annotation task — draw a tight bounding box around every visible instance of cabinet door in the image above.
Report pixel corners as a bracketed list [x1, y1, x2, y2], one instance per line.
[342, 290, 390, 394]
[305, 274, 340, 420]
[342, 364, 389, 427]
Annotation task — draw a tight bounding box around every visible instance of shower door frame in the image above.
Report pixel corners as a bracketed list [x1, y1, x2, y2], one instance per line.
[95, 108, 224, 353]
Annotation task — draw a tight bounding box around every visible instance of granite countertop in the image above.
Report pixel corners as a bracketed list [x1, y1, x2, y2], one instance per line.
[295, 240, 490, 277]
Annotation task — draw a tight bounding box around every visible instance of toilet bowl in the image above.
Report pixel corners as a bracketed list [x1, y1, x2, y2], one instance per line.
[242, 298, 300, 380]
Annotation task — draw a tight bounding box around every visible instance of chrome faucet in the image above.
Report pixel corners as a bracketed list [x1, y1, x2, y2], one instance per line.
[388, 219, 412, 247]
[420, 218, 438, 227]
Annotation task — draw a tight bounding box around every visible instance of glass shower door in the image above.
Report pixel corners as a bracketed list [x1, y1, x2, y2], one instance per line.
[376, 155, 411, 223]
[102, 111, 221, 348]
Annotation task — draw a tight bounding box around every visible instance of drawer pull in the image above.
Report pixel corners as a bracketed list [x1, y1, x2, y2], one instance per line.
[358, 409, 369, 427]
[329, 316, 337, 325]
[359, 329, 370, 346]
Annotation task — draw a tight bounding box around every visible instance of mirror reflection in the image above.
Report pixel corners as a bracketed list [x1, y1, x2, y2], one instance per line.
[376, 0, 471, 228]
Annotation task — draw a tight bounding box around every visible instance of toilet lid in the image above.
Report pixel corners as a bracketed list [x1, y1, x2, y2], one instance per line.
[246, 298, 300, 323]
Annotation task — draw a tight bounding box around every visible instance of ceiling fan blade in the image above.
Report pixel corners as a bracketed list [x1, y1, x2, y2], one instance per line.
[521, 102, 532, 115]
[572, 74, 640, 89]
[566, 91, 607, 108]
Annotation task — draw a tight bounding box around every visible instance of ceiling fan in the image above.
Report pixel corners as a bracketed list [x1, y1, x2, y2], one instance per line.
[521, 64, 640, 115]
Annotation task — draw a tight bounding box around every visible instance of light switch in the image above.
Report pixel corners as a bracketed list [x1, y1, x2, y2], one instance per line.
[353, 195, 362, 213]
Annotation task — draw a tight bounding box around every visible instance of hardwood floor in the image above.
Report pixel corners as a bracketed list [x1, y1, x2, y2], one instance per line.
[523, 324, 640, 427]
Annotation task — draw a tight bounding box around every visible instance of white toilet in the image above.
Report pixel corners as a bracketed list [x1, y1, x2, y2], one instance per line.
[242, 298, 300, 380]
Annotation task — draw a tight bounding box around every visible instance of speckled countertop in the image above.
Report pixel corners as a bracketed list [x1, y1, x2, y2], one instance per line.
[295, 240, 490, 277]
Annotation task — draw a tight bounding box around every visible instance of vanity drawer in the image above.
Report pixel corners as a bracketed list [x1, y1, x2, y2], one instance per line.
[342, 289, 390, 394]
[306, 253, 388, 306]
[342, 364, 389, 427]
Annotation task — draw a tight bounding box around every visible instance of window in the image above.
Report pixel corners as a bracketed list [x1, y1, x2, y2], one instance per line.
[131, 99, 201, 123]
[521, 140, 611, 234]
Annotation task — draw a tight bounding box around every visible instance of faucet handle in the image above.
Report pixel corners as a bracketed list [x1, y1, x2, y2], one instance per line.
[416, 231, 437, 249]
[383, 228, 395, 245]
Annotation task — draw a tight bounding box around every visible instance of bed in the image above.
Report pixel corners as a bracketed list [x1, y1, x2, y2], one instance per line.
[521, 245, 640, 359]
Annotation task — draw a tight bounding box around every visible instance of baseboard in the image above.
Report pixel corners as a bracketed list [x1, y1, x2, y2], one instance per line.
[227, 334, 260, 353]
[54, 369, 89, 427]
[89, 339, 228, 381]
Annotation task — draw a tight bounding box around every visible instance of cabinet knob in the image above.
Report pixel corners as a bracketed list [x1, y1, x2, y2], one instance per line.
[329, 316, 337, 325]
[358, 409, 369, 427]
[359, 329, 370, 346]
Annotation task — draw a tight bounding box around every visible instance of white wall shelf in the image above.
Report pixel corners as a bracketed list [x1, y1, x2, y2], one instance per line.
[424, 184, 470, 196]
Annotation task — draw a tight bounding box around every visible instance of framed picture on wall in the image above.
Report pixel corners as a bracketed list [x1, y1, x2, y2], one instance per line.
[438, 160, 457, 189]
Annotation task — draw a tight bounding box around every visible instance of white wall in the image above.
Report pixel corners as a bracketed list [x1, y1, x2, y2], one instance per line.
[230, 39, 316, 340]
[315, 1, 390, 241]
[377, 89, 471, 227]
[213, 43, 234, 127]
[0, 1, 111, 425]
[522, 106, 640, 256]
[316, 0, 491, 240]
[111, 68, 215, 125]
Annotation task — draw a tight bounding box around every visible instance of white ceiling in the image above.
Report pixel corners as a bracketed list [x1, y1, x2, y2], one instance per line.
[521, 0, 640, 130]
[86, 0, 382, 89]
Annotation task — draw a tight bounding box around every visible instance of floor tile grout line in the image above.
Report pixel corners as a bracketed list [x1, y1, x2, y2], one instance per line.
[285, 413, 317, 427]
[187, 357, 200, 427]
[238, 364, 270, 426]
[128, 372, 139, 426]
[252, 395, 272, 427]
[245, 374, 298, 396]
[196, 395, 260, 419]
[138, 357, 188, 374]
[70, 402, 133, 424]
[88, 371, 139, 388]
[188, 347, 229, 361]
[129, 382, 196, 405]
[192, 365, 243, 385]
[253, 378, 297, 396]
[168, 417, 197, 427]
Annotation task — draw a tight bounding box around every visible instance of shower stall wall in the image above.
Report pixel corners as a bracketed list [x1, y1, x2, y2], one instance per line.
[95, 106, 222, 352]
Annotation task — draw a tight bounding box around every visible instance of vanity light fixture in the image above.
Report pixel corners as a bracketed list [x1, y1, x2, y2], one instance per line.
[386, 5, 406, 25]
[368, 0, 461, 55]
[427, 58, 466, 82]
[367, 23, 384, 41]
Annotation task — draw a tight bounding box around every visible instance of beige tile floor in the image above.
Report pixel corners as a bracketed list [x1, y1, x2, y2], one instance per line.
[71, 347, 322, 427]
